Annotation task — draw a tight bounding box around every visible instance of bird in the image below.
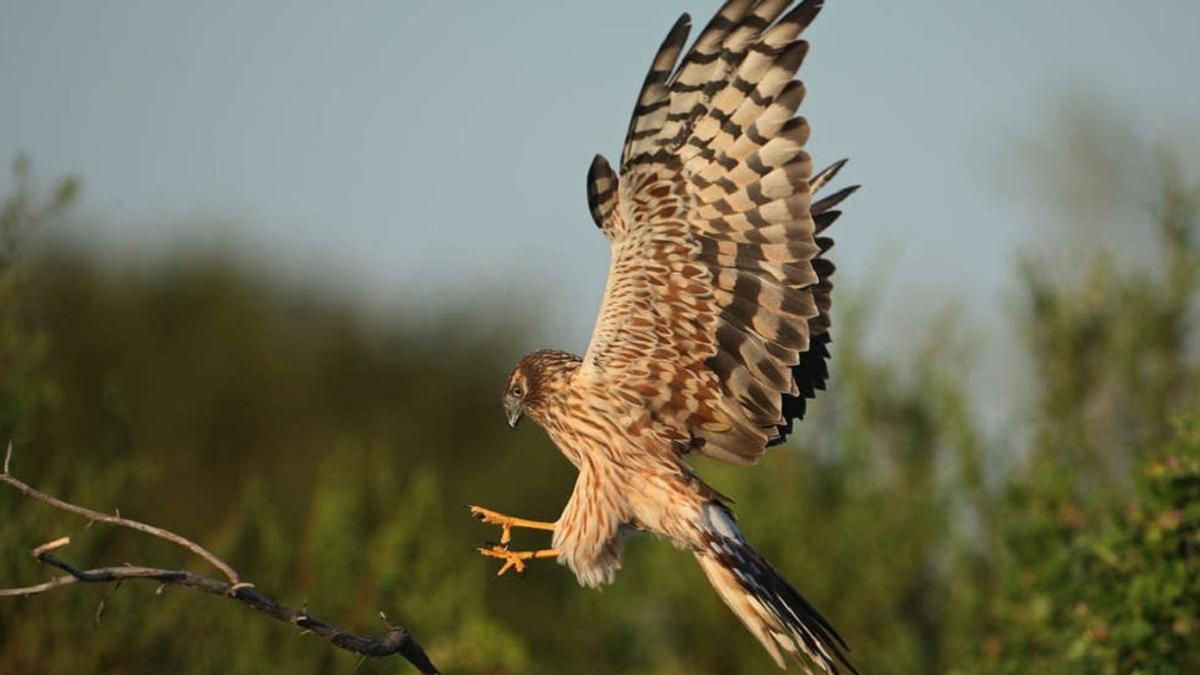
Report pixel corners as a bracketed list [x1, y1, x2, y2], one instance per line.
[469, 0, 858, 671]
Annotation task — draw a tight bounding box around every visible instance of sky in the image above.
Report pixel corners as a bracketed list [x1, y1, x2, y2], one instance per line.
[3, 0, 1199, 361]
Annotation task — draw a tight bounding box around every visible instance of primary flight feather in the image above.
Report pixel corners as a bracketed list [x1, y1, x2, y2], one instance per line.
[471, 1, 858, 671]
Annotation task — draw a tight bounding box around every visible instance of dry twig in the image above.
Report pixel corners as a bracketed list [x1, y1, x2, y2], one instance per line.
[0, 442, 440, 674]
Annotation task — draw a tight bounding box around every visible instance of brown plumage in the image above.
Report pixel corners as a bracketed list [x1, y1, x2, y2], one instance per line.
[489, 2, 858, 672]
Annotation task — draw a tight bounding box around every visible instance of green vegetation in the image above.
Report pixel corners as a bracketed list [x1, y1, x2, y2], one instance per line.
[1, 138, 1196, 674]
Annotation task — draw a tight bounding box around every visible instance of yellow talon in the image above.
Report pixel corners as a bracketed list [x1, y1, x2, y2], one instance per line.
[468, 505, 556, 546]
[476, 545, 559, 577]
[469, 505, 558, 575]
[478, 545, 526, 576]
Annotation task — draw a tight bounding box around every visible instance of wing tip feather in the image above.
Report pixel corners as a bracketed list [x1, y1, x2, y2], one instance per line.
[587, 153, 618, 231]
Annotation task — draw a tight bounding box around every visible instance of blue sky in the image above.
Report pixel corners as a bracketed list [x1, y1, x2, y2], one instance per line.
[3, 0, 1198, 355]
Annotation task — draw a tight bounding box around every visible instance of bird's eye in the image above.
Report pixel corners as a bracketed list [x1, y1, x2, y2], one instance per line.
[512, 385, 524, 397]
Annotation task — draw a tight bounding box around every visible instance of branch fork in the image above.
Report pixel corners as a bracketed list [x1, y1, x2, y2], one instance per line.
[1, 442, 440, 674]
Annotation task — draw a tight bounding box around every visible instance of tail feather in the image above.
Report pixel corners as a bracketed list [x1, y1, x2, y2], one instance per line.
[696, 504, 854, 673]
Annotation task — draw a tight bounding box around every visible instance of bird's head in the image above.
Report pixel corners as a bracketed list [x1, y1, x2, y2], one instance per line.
[503, 349, 581, 429]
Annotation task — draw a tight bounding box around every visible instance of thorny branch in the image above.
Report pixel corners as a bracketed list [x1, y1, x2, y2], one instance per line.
[0, 442, 440, 675]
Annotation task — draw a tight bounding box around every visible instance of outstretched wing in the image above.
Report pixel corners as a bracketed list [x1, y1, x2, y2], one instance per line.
[580, 0, 856, 464]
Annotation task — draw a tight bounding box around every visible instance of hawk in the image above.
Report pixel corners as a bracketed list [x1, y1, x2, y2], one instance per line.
[470, 1, 857, 671]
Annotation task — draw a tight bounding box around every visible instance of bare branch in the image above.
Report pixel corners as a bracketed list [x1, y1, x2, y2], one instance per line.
[0, 463, 240, 584]
[31, 536, 71, 556]
[0, 445, 441, 674]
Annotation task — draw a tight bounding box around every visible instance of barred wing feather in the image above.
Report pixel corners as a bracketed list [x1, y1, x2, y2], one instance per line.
[581, 0, 856, 464]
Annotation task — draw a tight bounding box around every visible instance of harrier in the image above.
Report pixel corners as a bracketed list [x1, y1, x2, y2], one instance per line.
[470, 0, 857, 671]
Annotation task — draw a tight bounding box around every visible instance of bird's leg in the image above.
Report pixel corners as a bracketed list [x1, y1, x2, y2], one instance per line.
[476, 545, 559, 576]
[469, 505, 558, 575]
[468, 505, 556, 545]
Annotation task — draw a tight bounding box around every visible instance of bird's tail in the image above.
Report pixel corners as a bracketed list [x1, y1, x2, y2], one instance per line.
[694, 503, 854, 673]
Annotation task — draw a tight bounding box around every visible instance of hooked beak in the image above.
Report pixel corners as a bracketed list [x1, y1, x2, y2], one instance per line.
[506, 403, 523, 429]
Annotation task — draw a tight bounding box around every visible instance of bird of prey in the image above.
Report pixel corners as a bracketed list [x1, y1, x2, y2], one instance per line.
[469, 0, 857, 671]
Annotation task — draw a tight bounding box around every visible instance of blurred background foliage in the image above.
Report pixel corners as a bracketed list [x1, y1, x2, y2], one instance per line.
[2, 106, 1199, 675]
